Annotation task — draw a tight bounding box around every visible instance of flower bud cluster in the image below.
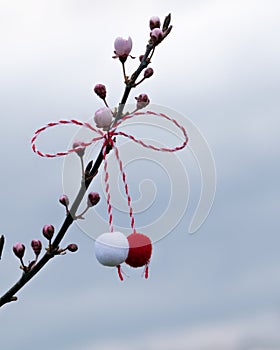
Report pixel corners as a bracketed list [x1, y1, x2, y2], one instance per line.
[13, 238, 43, 272]
[95, 15, 171, 123]
[149, 14, 172, 46]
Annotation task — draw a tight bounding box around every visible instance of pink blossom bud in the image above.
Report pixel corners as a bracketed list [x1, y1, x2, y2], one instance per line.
[42, 225, 54, 240]
[72, 141, 85, 157]
[114, 36, 132, 62]
[13, 242, 25, 259]
[150, 28, 163, 44]
[67, 243, 78, 252]
[87, 192, 100, 207]
[31, 239, 42, 257]
[135, 94, 150, 109]
[144, 67, 154, 78]
[59, 194, 69, 207]
[149, 16, 161, 30]
[94, 84, 106, 100]
[139, 55, 144, 62]
[94, 107, 113, 129]
[114, 36, 132, 56]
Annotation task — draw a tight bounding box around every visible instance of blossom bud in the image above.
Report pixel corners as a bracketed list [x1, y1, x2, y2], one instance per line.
[94, 107, 113, 129]
[87, 192, 100, 207]
[31, 239, 42, 257]
[13, 242, 25, 259]
[139, 55, 144, 62]
[94, 84, 106, 100]
[42, 224, 55, 240]
[149, 16, 161, 30]
[67, 244, 78, 252]
[72, 141, 85, 157]
[150, 28, 163, 44]
[144, 67, 154, 79]
[59, 194, 69, 207]
[114, 37, 132, 62]
[135, 94, 150, 109]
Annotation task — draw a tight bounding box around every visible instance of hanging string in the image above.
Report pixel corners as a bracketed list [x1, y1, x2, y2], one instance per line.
[101, 133, 136, 233]
[117, 265, 124, 281]
[145, 264, 149, 279]
[102, 137, 114, 233]
[113, 144, 136, 234]
[102, 134, 137, 281]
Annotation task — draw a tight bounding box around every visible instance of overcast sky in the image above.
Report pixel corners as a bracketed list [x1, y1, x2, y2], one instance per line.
[0, 0, 280, 349]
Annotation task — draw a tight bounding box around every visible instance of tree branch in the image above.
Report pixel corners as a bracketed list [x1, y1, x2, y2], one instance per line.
[0, 14, 172, 308]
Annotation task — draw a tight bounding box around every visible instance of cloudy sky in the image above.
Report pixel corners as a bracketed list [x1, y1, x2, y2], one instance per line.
[0, 0, 280, 349]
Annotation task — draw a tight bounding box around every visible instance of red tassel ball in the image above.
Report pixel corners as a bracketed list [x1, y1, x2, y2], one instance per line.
[125, 233, 152, 268]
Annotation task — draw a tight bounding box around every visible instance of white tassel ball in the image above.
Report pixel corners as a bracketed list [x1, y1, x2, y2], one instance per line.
[95, 231, 129, 267]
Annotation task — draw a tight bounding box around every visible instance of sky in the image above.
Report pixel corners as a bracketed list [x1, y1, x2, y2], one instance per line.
[0, 0, 280, 349]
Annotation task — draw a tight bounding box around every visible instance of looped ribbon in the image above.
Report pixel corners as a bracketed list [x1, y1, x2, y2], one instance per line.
[31, 110, 188, 279]
[31, 111, 188, 158]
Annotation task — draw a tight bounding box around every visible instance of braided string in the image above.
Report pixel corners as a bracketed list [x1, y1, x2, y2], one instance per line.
[30, 112, 189, 282]
[31, 111, 188, 231]
[31, 111, 188, 158]
[101, 134, 136, 234]
[102, 138, 114, 233]
[31, 111, 188, 279]
[31, 119, 104, 158]
[113, 111, 188, 152]
[113, 144, 136, 234]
